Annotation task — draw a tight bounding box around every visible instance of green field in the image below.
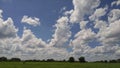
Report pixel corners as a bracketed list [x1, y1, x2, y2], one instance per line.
[0, 62, 120, 68]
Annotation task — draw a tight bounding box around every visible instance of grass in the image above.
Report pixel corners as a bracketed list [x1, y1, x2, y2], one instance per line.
[0, 62, 120, 68]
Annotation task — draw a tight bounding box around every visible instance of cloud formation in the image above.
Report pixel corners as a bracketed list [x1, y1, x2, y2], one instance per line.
[21, 15, 40, 27]
[49, 16, 71, 48]
[70, 0, 100, 23]
[0, 10, 3, 18]
[0, 10, 18, 38]
[111, 0, 120, 6]
[0, 0, 120, 61]
[68, 0, 120, 61]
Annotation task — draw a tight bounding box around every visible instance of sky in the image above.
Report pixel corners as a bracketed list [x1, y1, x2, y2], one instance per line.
[0, 0, 120, 61]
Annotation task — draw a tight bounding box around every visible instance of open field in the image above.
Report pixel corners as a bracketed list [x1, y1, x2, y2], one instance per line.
[0, 62, 120, 68]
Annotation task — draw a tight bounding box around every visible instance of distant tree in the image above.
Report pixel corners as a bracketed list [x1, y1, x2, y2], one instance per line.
[47, 59, 55, 62]
[78, 57, 86, 62]
[0, 57, 7, 62]
[117, 59, 120, 63]
[109, 60, 117, 63]
[41, 59, 45, 62]
[104, 60, 108, 63]
[10, 58, 21, 62]
[62, 59, 66, 62]
[68, 57, 75, 62]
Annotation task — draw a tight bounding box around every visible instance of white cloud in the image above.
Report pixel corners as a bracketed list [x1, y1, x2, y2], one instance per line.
[0, 33, 22, 58]
[85, 9, 120, 61]
[80, 21, 88, 29]
[0, 9, 3, 18]
[64, 10, 73, 16]
[49, 16, 71, 48]
[97, 20, 120, 45]
[21, 15, 40, 27]
[115, 49, 120, 56]
[74, 29, 96, 44]
[89, 7, 108, 21]
[34, 47, 69, 60]
[94, 20, 108, 29]
[70, 0, 100, 23]
[89, 7, 108, 29]
[70, 28, 96, 59]
[21, 28, 47, 49]
[0, 12, 18, 38]
[108, 9, 120, 23]
[12, 27, 69, 60]
[87, 44, 120, 61]
[111, 0, 120, 6]
[96, 9, 120, 46]
[0, 9, 20, 58]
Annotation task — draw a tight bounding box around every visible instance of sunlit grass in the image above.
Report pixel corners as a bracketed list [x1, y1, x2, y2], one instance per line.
[0, 62, 120, 68]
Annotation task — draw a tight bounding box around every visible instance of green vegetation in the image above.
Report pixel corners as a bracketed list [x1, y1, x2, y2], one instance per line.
[0, 62, 120, 68]
[0, 56, 120, 68]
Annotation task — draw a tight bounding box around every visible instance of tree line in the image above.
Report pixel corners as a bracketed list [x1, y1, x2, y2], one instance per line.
[0, 57, 21, 62]
[0, 56, 120, 63]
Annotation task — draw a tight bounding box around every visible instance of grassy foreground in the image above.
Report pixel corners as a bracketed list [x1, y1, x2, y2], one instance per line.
[0, 62, 120, 68]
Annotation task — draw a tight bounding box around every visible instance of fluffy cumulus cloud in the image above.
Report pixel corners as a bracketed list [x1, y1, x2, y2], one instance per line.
[18, 28, 69, 60]
[79, 21, 88, 29]
[0, 10, 18, 38]
[33, 47, 69, 60]
[21, 28, 47, 49]
[111, 0, 120, 6]
[0, 11, 19, 57]
[89, 7, 108, 21]
[96, 9, 120, 48]
[70, 0, 100, 23]
[21, 15, 40, 27]
[49, 16, 71, 48]
[108, 9, 120, 23]
[0, 36, 25, 59]
[89, 11, 120, 61]
[97, 20, 120, 46]
[70, 29, 96, 59]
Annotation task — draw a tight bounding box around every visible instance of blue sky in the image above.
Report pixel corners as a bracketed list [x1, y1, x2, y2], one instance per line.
[0, 0, 120, 61]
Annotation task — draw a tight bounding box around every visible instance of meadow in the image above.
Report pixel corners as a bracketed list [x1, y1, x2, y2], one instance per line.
[0, 62, 120, 68]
